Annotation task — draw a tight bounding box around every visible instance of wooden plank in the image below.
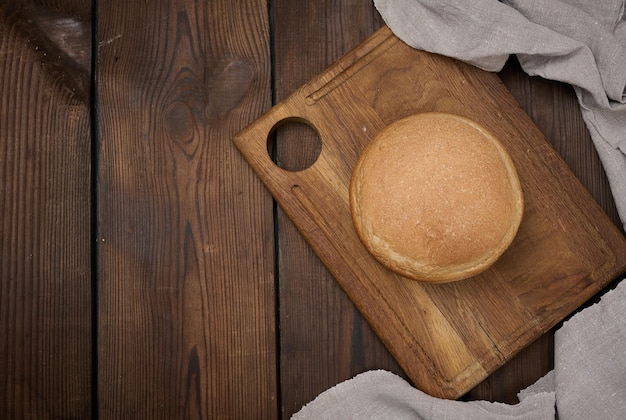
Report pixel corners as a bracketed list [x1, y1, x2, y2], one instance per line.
[271, 1, 406, 416]
[0, 1, 93, 418]
[95, 1, 276, 418]
[234, 26, 626, 399]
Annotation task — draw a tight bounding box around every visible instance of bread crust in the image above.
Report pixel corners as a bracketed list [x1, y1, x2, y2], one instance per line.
[349, 112, 524, 283]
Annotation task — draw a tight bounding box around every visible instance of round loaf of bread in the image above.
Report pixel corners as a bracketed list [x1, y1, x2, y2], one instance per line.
[350, 112, 523, 283]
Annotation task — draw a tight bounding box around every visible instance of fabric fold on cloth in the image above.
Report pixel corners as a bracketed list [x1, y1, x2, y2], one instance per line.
[293, 1, 626, 418]
[292, 280, 626, 419]
[292, 370, 555, 420]
[374, 0, 626, 229]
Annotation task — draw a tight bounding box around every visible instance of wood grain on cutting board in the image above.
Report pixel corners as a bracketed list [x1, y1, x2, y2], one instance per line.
[234, 26, 626, 399]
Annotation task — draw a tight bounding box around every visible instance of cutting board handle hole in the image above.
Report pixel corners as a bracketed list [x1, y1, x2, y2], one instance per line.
[267, 117, 322, 172]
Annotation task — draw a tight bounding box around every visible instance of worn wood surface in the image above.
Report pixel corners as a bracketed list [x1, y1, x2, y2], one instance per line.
[1, 0, 624, 418]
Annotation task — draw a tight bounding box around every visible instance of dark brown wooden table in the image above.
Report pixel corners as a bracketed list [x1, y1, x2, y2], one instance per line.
[1, 1, 623, 418]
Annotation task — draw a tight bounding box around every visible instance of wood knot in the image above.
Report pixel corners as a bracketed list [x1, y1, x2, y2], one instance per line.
[164, 101, 195, 144]
[161, 56, 257, 158]
[204, 56, 256, 122]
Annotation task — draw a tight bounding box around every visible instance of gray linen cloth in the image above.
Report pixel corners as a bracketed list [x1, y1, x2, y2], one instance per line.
[293, 1, 626, 419]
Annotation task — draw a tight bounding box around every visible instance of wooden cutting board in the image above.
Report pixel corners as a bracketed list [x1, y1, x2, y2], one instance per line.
[233, 26, 626, 399]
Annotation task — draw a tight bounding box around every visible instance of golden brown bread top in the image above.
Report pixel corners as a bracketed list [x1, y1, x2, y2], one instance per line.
[350, 112, 524, 283]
